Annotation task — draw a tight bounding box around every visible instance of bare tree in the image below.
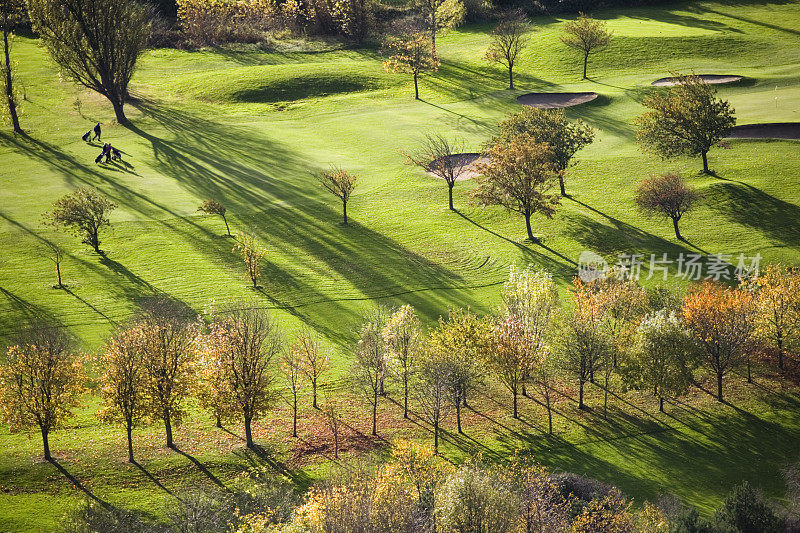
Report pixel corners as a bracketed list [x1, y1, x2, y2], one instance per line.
[405, 133, 470, 210]
[383, 305, 421, 419]
[412, 0, 464, 53]
[43, 241, 65, 289]
[353, 308, 388, 436]
[322, 397, 344, 459]
[485, 10, 529, 90]
[0, 0, 25, 133]
[414, 352, 452, 454]
[284, 339, 304, 438]
[28, 0, 151, 123]
[296, 329, 328, 410]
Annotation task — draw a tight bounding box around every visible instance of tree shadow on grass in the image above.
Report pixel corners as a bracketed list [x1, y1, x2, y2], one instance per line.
[49, 458, 115, 511]
[172, 446, 228, 491]
[703, 180, 800, 250]
[131, 460, 183, 502]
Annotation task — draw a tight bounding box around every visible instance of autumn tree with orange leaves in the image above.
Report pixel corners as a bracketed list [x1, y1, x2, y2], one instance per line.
[0, 320, 84, 461]
[488, 314, 536, 419]
[137, 300, 199, 449]
[98, 326, 148, 462]
[682, 281, 757, 401]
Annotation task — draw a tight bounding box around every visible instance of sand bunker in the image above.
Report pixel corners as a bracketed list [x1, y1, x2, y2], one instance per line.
[651, 75, 743, 87]
[426, 153, 490, 181]
[725, 123, 800, 140]
[516, 92, 598, 109]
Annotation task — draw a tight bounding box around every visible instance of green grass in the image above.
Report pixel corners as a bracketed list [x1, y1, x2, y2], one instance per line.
[1, 0, 800, 529]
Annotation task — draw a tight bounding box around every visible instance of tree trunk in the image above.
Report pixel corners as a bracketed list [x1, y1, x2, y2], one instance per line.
[222, 214, 231, 236]
[164, 410, 174, 448]
[659, 397, 664, 413]
[558, 172, 567, 197]
[111, 96, 127, 124]
[603, 379, 608, 420]
[747, 358, 752, 384]
[292, 393, 298, 437]
[3, 29, 21, 134]
[578, 380, 585, 410]
[525, 212, 534, 241]
[448, 182, 454, 211]
[433, 418, 439, 454]
[702, 151, 709, 174]
[372, 390, 378, 436]
[455, 397, 463, 434]
[55, 262, 63, 288]
[545, 391, 553, 435]
[513, 389, 518, 419]
[91, 232, 101, 254]
[342, 199, 348, 224]
[508, 65, 514, 90]
[716, 371, 724, 402]
[583, 51, 589, 79]
[126, 423, 134, 463]
[778, 334, 784, 370]
[312, 380, 318, 409]
[672, 216, 682, 240]
[245, 415, 254, 448]
[414, 72, 419, 100]
[41, 426, 51, 461]
[403, 376, 409, 419]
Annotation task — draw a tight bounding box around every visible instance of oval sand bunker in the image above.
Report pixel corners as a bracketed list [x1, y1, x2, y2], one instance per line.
[516, 92, 598, 109]
[426, 153, 490, 181]
[652, 75, 743, 87]
[725, 123, 800, 140]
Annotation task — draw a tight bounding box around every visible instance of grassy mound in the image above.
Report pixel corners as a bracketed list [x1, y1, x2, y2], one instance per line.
[171, 62, 395, 104]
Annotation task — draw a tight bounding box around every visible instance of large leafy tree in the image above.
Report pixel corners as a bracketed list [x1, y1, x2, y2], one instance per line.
[493, 107, 595, 196]
[98, 326, 147, 462]
[635, 172, 700, 241]
[635, 73, 736, 174]
[427, 309, 490, 434]
[753, 264, 800, 370]
[682, 281, 757, 401]
[28, 0, 151, 123]
[1, 0, 25, 133]
[46, 188, 117, 254]
[472, 135, 561, 241]
[499, 264, 559, 397]
[383, 33, 440, 100]
[560, 13, 612, 79]
[137, 299, 199, 449]
[412, 0, 464, 53]
[485, 10, 529, 90]
[204, 305, 282, 449]
[0, 320, 84, 461]
[623, 309, 698, 412]
[383, 304, 421, 420]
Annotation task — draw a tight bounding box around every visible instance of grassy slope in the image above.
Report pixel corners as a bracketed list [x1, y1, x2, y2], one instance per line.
[1, 0, 800, 529]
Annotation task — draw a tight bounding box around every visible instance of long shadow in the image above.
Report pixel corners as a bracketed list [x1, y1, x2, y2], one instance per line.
[704, 180, 800, 249]
[49, 458, 115, 510]
[172, 446, 227, 490]
[131, 460, 183, 502]
[454, 210, 576, 283]
[701, 6, 800, 37]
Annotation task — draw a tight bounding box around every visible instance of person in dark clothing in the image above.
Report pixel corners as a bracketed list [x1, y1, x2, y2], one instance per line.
[82, 130, 91, 142]
[103, 143, 112, 163]
[93, 122, 102, 141]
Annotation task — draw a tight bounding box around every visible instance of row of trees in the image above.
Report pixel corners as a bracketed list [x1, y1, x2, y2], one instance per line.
[2, 263, 798, 465]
